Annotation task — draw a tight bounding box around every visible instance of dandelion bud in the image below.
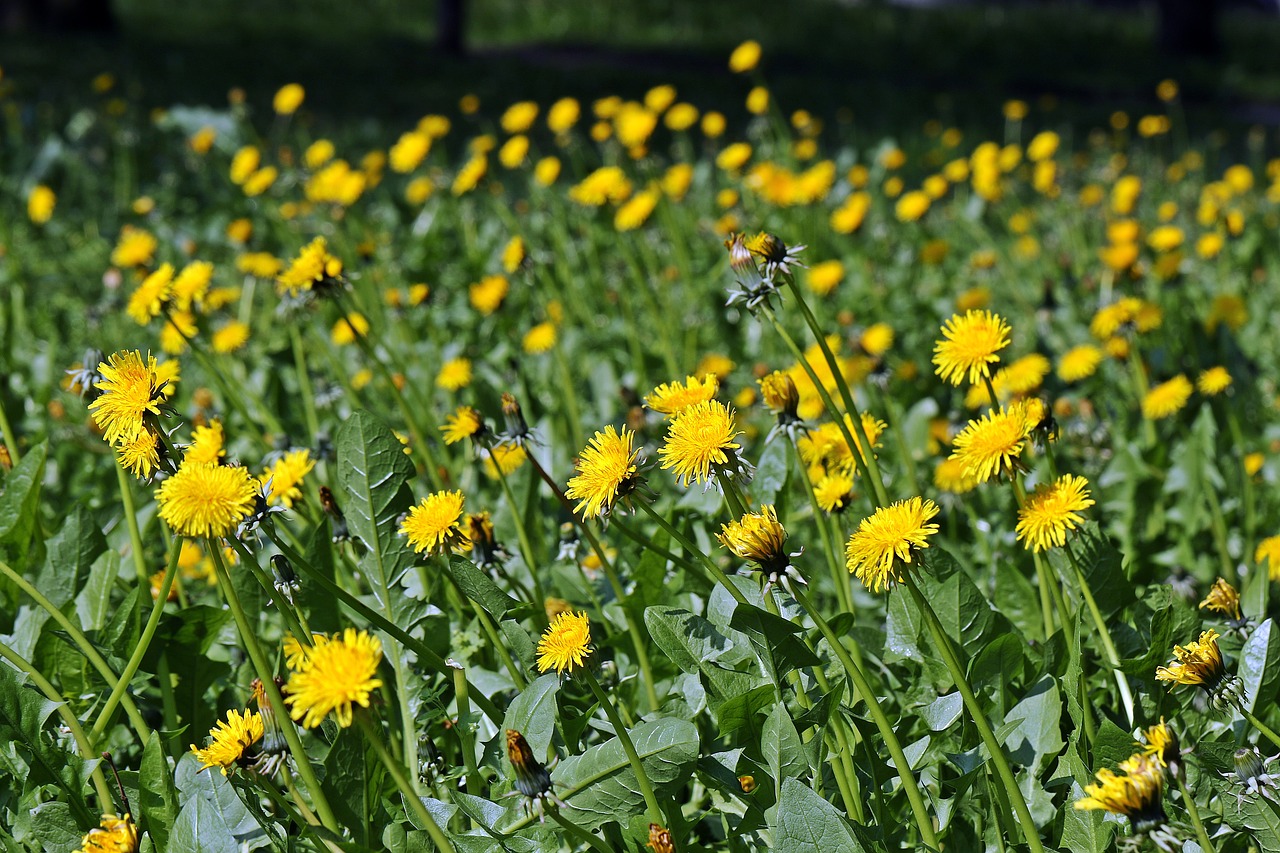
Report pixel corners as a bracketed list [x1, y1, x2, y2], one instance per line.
[647, 824, 675, 853]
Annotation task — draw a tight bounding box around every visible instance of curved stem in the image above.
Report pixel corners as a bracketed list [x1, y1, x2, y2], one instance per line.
[634, 501, 748, 605]
[1175, 775, 1217, 853]
[789, 584, 938, 849]
[549, 806, 613, 853]
[1062, 544, 1135, 727]
[206, 542, 339, 833]
[0, 560, 150, 741]
[0, 639, 114, 813]
[114, 460, 151, 585]
[903, 575, 1044, 853]
[357, 712, 456, 852]
[90, 539, 181, 742]
[581, 667, 665, 826]
[1242, 708, 1280, 753]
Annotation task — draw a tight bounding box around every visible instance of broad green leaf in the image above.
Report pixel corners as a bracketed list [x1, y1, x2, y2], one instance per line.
[729, 602, 820, 687]
[773, 777, 868, 853]
[173, 753, 265, 842]
[763, 703, 808, 784]
[503, 673, 559, 761]
[450, 554, 518, 618]
[1240, 618, 1280, 713]
[716, 683, 775, 739]
[169, 795, 241, 853]
[300, 518, 342, 633]
[139, 732, 179, 851]
[324, 732, 373, 847]
[551, 717, 699, 830]
[0, 441, 47, 550]
[753, 437, 789, 505]
[999, 677, 1064, 775]
[1059, 794, 1115, 852]
[1225, 788, 1280, 853]
[1091, 718, 1136, 770]
[924, 692, 964, 732]
[644, 606, 759, 704]
[37, 504, 105, 608]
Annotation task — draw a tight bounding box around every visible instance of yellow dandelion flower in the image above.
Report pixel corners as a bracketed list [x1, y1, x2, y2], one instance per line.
[565, 426, 640, 519]
[1015, 474, 1094, 552]
[1197, 366, 1232, 396]
[1058, 344, 1104, 383]
[331, 312, 369, 346]
[28, 185, 55, 224]
[1256, 535, 1280, 580]
[401, 490, 470, 555]
[536, 611, 592, 675]
[1200, 578, 1243, 622]
[718, 505, 788, 566]
[285, 628, 383, 728]
[75, 813, 138, 853]
[273, 83, 305, 115]
[949, 401, 1038, 483]
[1142, 375, 1192, 420]
[644, 374, 719, 417]
[845, 496, 940, 593]
[1074, 753, 1166, 823]
[160, 311, 196, 355]
[172, 261, 213, 311]
[759, 371, 799, 416]
[658, 400, 742, 487]
[805, 260, 843, 297]
[469, 274, 509, 315]
[452, 154, 488, 195]
[482, 443, 527, 478]
[116, 429, 161, 479]
[501, 100, 539, 133]
[860, 323, 894, 358]
[185, 420, 225, 465]
[441, 406, 484, 445]
[814, 472, 855, 513]
[277, 237, 342, 296]
[436, 357, 472, 391]
[156, 461, 258, 539]
[1244, 452, 1264, 478]
[211, 321, 250, 354]
[190, 709, 264, 776]
[111, 226, 157, 268]
[236, 252, 282, 278]
[728, 39, 761, 73]
[547, 97, 581, 133]
[932, 310, 1012, 386]
[934, 456, 979, 495]
[88, 350, 169, 445]
[523, 322, 557, 354]
[261, 449, 314, 508]
[1156, 629, 1242, 708]
[127, 263, 174, 325]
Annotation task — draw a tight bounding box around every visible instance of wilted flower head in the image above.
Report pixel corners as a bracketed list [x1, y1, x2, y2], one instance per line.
[1136, 718, 1181, 778]
[1075, 754, 1178, 851]
[1200, 577, 1246, 629]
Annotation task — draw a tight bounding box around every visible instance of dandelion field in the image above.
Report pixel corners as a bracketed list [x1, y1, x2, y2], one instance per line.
[6, 22, 1280, 853]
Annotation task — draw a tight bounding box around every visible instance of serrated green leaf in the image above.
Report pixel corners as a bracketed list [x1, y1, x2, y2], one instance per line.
[763, 702, 807, 785]
[450, 554, 517, 618]
[550, 717, 699, 831]
[644, 606, 758, 704]
[1240, 618, 1280, 713]
[37, 504, 105, 609]
[0, 665, 93, 827]
[0, 441, 46, 549]
[503, 673, 559, 761]
[139, 732, 178, 851]
[773, 777, 868, 853]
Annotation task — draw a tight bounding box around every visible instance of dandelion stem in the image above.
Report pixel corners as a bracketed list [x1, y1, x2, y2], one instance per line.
[492, 461, 546, 619]
[206, 542, 339, 833]
[228, 538, 312, 646]
[0, 560, 150, 742]
[1242, 708, 1280, 753]
[790, 584, 939, 850]
[548, 807, 613, 853]
[0, 392, 21, 464]
[788, 438, 855, 617]
[903, 574, 1044, 853]
[1126, 350, 1159, 448]
[1175, 775, 1217, 853]
[356, 712, 456, 852]
[90, 539, 181, 742]
[778, 277, 891, 506]
[874, 385, 923, 497]
[580, 666, 666, 827]
[760, 306, 882, 508]
[1204, 482, 1235, 579]
[289, 325, 321, 444]
[634, 501, 748, 606]
[0, 639, 113, 817]
[114, 460, 151, 585]
[451, 665, 482, 797]
[1062, 543, 1135, 727]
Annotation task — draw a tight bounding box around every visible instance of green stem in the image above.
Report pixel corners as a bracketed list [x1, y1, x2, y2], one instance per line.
[114, 460, 151, 585]
[1126, 351, 1158, 448]
[549, 807, 613, 853]
[445, 565, 526, 690]
[789, 438, 855, 616]
[356, 713, 456, 852]
[1175, 775, 1217, 853]
[90, 539, 180, 742]
[1204, 484, 1235, 579]
[790, 584, 938, 850]
[1063, 544, 1135, 727]
[264, 527, 503, 725]
[493, 461, 545, 619]
[1242, 708, 1280, 753]
[581, 667, 665, 826]
[874, 384, 923, 497]
[779, 276, 891, 506]
[760, 306, 882, 508]
[290, 325, 322, 444]
[0, 560, 150, 742]
[451, 666, 481, 793]
[206, 543, 339, 833]
[0, 639, 113, 815]
[903, 575, 1044, 853]
[635, 500, 748, 606]
[0, 390, 21, 464]
[228, 538, 311, 646]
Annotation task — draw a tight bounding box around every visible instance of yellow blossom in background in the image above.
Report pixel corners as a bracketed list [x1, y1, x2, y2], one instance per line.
[27, 185, 55, 224]
[523, 322, 556, 354]
[452, 154, 487, 195]
[483, 443, 527, 478]
[729, 39, 762, 73]
[860, 323, 894, 358]
[1244, 453, 1264, 477]
[229, 146, 260, 185]
[665, 103, 698, 131]
[304, 139, 335, 169]
[331, 313, 369, 346]
[469, 274, 509, 315]
[236, 252, 281, 278]
[189, 126, 216, 154]
[701, 111, 726, 138]
[172, 260, 213, 311]
[112, 225, 157, 268]
[1205, 294, 1246, 333]
[499, 135, 529, 169]
[716, 143, 752, 172]
[831, 193, 870, 233]
[243, 166, 277, 196]
[127, 263, 174, 325]
[534, 156, 561, 186]
[746, 86, 769, 115]
[428, 354, 473, 392]
[277, 237, 342, 296]
[262, 449, 314, 508]
[895, 191, 930, 222]
[1016, 475, 1095, 552]
[1142, 375, 1192, 420]
[615, 186, 660, 231]
[569, 166, 632, 206]
[1197, 366, 1232, 396]
[1057, 344, 1103, 382]
[185, 420, 225, 466]
[547, 97, 580, 133]
[661, 163, 693, 200]
[273, 83, 304, 115]
[501, 100, 538, 133]
[934, 456, 978, 494]
[1256, 536, 1280, 580]
[389, 130, 431, 173]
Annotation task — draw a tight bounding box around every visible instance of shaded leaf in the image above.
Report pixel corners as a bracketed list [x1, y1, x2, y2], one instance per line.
[773, 777, 868, 853]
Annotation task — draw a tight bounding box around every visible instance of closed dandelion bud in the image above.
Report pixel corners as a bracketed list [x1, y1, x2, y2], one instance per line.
[724, 233, 776, 312]
[759, 371, 799, 416]
[319, 486, 350, 542]
[270, 555, 300, 605]
[738, 774, 756, 793]
[506, 729, 562, 819]
[718, 505, 797, 588]
[1226, 746, 1280, 806]
[250, 678, 289, 776]
[467, 512, 506, 568]
[647, 824, 675, 853]
[499, 393, 533, 447]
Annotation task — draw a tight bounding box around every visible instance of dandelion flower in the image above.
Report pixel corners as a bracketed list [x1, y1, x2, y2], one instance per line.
[1200, 577, 1243, 623]
[273, 83, 305, 115]
[127, 263, 174, 325]
[185, 420, 225, 465]
[845, 496, 940, 593]
[111, 226, 157, 268]
[172, 261, 213, 311]
[728, 39, 761, 73]
[401, 490, 470, 555]
[262, 449, 314, 508]
[934, 456, 979, 495]
[1057, 344, 1103, 383]
[1074, 753, 1172, 842]
[536, 611, 592, 675]
[523, 322, 556, 354]
[156, 461, 258, 539]
[75, 813, 138, 853]
[1015, 474, 1094, 552]
[190, 709, 263, 776]
[1156, 629, 1243, 709]
[441, 406, 485, 445]
[1256, 535, 1280, 580]
[469, 275, 509, 315]
[88, 350, 169, 445]
[28, 185, 55, 224]
[211, 321, 250, 354]
[718, 505, 788, 569]
[1197, 366, 1232, 396]
[331, 312, 369, 346]
[659, 400, 742, 487]
[814, 472, 855, 513]
[116, 429, 161, 479]
[482, 443, 527, 478]
[436, 357, 472, 391]
[949, 401, 1038, 483]
[277, 237, 343, 296]
[932, 310, 1012, 386]
[565, 426, 641, 519]
[645, 374, 718, 417]
[285, 628, 383, 728]
[1136, 719, 1180, 772]
[1142, 375, 1192, 420]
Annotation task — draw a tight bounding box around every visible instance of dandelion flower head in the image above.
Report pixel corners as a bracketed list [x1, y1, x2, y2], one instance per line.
[932, 310, 1012, 385]
[536, 611, 592, 675]
[285, 628, 383, 728]
[845, 496, 940, 593]
[565, 426, 641, 519]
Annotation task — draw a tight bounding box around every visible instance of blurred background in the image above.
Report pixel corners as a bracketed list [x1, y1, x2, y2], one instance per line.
[1, 0, 1278, 139]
